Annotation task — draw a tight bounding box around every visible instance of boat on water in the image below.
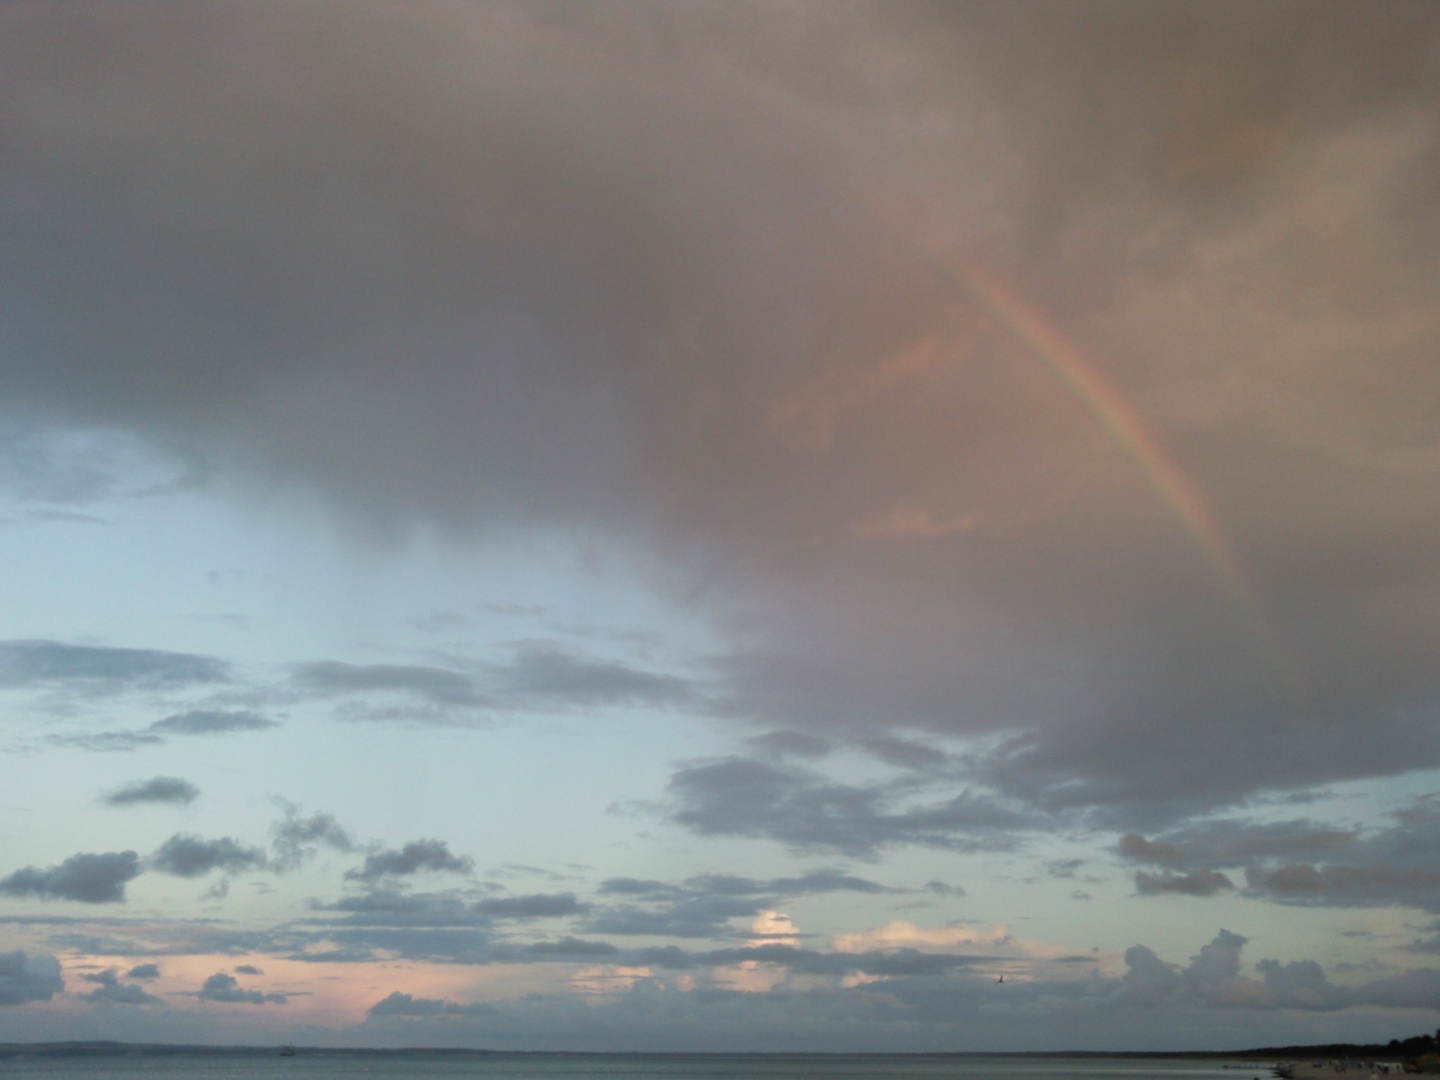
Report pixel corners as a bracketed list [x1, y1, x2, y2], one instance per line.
[280, 1045, 297, 1057]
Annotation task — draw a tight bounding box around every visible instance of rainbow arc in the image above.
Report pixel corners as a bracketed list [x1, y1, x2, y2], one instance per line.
[940, 258, 1299, 694]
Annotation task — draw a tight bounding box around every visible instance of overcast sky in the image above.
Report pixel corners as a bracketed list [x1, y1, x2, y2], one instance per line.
[2, 0, 1440, 1052]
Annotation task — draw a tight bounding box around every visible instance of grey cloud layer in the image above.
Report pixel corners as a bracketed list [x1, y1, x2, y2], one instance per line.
[150, 835, 268, 879]
[1118, 930, 1440, 1013]
[324, 889, 586, 930]
[346, 841, 474, 884]
[1, 3, 1438, 823]
[81, 967, 161, 1006]
[103, 777, 200, 807]
[148, 710, 276, 736]
[668, 757, 1033, 856]
[293, 642, 695, 718]
[370, 991, 493, 1017]
[591, 869, 890, 939]
[270, 807, 355, 871]
[0, 641, 228, 692]
[353, 929, 1440, 1052]
[26, 652, 278, 752]
[0, 852, 141, 904]
[0, 806, 357, 905]
[1119, 798, 1440, 912]
[302, 869, 888, 960]
[197, 972, 286, 1005]
[0, 951, 62, 1006]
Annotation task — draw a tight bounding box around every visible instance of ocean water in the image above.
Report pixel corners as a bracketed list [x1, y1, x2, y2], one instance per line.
[0, 1052, 1267, 1080]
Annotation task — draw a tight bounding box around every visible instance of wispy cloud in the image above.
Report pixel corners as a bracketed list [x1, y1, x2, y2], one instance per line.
[0, 640, 228, 692]
[345, 841, 474, 884]
[102, 777, 199, 807]
[667, 757, 1035, 856]
[148, 710, 276, 735]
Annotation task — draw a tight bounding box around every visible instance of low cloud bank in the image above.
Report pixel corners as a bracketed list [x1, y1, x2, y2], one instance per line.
[0, 951, 62, 1006]
[81, 968, 161, 1006]
[197, 972, 286, 1005]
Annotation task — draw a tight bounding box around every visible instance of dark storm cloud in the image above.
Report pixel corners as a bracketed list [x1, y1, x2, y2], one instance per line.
[859, 737, 949, 772]
[668, 757, 1035, 856]
[936, 1, 1440, 240]
[0, 950, 63, 1006]
[0, 641, 228, 692]
[346, 840, 474, 883]
[1118, 821, 1361, 870]
[102, 776, 199, 807]
[147, 710, 276, 735]
[81, 967, 161, 1006]
[126, 963, 160, 980]
[0, 851, 141, 903]
[1118, 833, 1182, 864]
[197, 971, 286, 1005]
[149, 835, 267, 878]
[1134, 870, 1235, 897]
[0, 2, 1438, 823]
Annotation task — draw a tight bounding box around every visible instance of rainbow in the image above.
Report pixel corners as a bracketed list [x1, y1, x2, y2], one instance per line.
[943, 260, 1297, 687]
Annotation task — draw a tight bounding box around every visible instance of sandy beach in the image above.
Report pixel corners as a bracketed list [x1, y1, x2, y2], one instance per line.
[1276, 1063, 1406, 1080]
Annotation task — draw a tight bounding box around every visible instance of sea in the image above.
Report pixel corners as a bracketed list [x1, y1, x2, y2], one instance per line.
[0, 1052, 1268, 1080]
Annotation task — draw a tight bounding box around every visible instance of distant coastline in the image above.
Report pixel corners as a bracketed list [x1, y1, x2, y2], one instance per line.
[0, 1040, 1421, 1060]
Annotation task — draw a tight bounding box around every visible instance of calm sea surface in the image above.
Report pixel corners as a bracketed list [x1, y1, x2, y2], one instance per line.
[0, 1053, 1268, 1080]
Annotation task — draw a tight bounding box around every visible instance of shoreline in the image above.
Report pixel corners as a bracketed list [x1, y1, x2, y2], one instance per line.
[0, 1041, 1365, 1059]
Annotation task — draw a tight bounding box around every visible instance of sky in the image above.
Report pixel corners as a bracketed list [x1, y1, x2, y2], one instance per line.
[1, 0, 1440, 1053]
